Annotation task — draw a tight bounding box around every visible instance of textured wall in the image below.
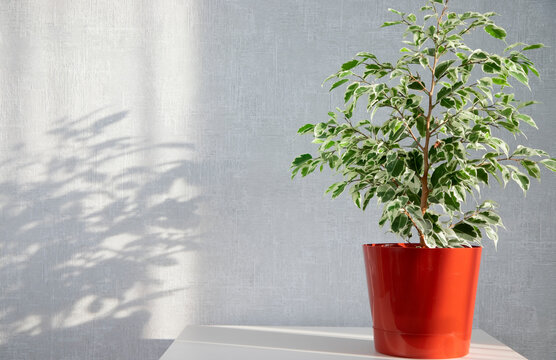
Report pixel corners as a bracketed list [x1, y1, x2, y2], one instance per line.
[0, 1, 554, 359]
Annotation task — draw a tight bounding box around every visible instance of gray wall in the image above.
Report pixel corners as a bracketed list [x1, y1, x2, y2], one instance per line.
[0, 0, 554, 359]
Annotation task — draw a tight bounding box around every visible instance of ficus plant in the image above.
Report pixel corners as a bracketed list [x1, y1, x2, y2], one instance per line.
[291, 0, 556, 248]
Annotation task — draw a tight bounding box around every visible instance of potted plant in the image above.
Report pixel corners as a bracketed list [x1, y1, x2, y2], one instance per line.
[291, 0, 555, 358]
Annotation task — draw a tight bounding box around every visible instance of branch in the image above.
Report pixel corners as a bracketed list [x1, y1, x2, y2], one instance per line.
[418, 0, 449, 243]
[403, 208, 426, 240]
[406, 71, 430, 94]
[455, 59, 488, 71]
[476, 157, 521, 167]
[385, 170, 427, 241]
[450, 210, 478, 229]
[431, 98, 499, 136]
[417, 53, 435, 73]
[382, 93, 425, 151]
[458, 17, 481, 37]
[391, 114, 425, 151]
[430, 105, 468, 134]
[344, 116, 373, 140]
[353, 74, 372, 85]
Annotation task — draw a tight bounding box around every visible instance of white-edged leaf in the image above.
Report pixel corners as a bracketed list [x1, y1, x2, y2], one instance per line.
[484, 24, 506, 40]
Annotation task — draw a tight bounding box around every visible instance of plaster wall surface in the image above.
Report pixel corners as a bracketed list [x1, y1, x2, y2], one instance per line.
[0, 1, 554, 359]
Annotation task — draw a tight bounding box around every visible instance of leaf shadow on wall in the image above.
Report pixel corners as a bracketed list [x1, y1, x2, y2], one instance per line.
[0, 110, 201, 360]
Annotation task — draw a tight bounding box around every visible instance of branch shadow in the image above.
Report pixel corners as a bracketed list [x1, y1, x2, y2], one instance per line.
[0, 110, 201, 360]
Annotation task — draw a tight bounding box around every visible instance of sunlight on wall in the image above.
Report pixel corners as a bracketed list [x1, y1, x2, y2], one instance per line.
[133, 0, 201, 339]
[0, 0, 202, 356]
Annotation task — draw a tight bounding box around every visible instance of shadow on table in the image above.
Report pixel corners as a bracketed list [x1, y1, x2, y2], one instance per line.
[164, 326, 527, 360]
[174, 326, 377, 357]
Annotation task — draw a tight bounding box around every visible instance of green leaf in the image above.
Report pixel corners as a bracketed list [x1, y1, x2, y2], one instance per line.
[292, 154, 312, 167]
[521, 160, 541, 179]
[341, 60, 359, 71]
[416, 115, 426, 137]
[453, 223, 480, 242]
[488, 137, 509, 156]
[323, 140, 335, 149]
[357, 52, 375, 59]
[522, 43, 545, 51]
[344, 82, 359, 103]
[407, 151, 423, 175]
[314, 122, 327, 137]
[431, 163, 448, 187]
[470, 50, 489, 61]
[407, 206, 431, 234]
[408, 80, 426, 91]
[351, 188, 361, 208]
[482, 62, 499, 74]
[517, 100, 540, 109]
[504, 42, 526, 52]
[480, 200, 499, 210]
[385, 198, 403, 217]
[476, 211, 503, 226]
[484, 24, 506, 40]
[512, 145, 548, 157]
[516, 114, 537, 129]
[485, 226, 499, 249]
[322, 73, 337, 85]
[362, 188, 377, 210]
[332, 183, 347, 198]
[419, 56, 429, 69]
[540, 158, 556, 172]
[500, 120, 518, 135]
[329, 79, 349, 92]
[477, 167, 489, 184]
[444, 192, 460, 211]
[388, 8, 404, 16]
[500, 166, 511, 186]
[341, 149, 357, 163]
[526, 64, 540, 78]
[432, 228, 448, 247]
[435, 60, 456, 79]
[511, 171, 530, 193]
[386, 158, 405, 177]
[391, 213, 408, 233]
[338, 70, 354, 78]
[492, 77, 510, 86]
[509, 69, 529, 87]
[377, 184, 396, 202]
[297, 124, 315, 134]
[381, 21, 403, 28]
[326, 182, 347, 198]
[436, 86, 452, 102]
[466, 217, 489, 227]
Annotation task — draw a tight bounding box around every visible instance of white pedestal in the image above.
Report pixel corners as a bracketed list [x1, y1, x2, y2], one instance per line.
[159, 326, 526, 360]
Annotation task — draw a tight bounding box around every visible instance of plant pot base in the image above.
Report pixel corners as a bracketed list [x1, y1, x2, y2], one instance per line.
[373, 328, 469, 359]
[363, 243, 481, 359]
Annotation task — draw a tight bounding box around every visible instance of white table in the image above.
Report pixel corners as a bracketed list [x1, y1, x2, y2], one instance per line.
[159, 326, 526, 359]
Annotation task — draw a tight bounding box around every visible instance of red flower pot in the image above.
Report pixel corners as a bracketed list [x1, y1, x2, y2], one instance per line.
[363, 243, 482, 359]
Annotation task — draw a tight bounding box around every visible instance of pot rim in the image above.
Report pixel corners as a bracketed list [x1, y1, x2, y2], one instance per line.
[363, 242, 482, 250]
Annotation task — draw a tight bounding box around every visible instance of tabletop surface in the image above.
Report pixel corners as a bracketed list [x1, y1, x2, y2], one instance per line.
[159, 326, 526, 360]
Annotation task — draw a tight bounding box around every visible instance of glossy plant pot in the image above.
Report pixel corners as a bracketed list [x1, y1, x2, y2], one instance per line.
[362, 243, 482, 359]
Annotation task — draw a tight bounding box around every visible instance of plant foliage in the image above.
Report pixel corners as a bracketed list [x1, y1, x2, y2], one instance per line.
[291, 0, 555, 248]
